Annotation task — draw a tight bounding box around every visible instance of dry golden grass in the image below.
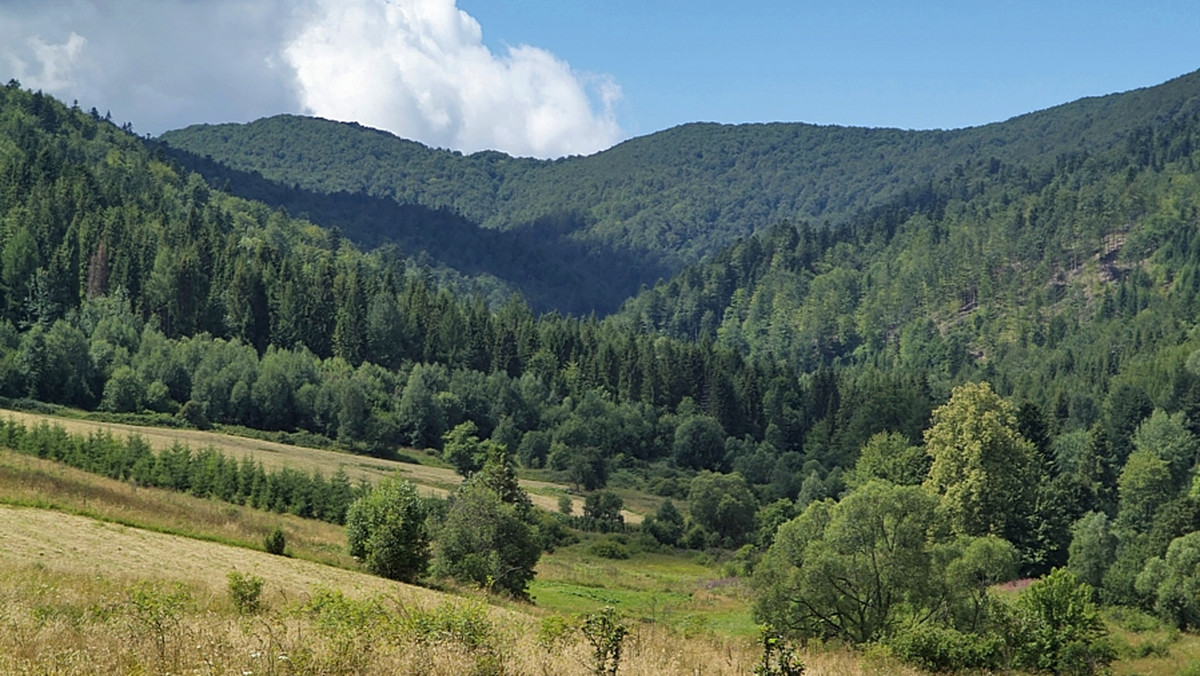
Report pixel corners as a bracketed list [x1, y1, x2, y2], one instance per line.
[0, 504, 419, 602]
[0, 501, 917, 675]
[0, 407, 643, 521]
[0, 448, 353, 567]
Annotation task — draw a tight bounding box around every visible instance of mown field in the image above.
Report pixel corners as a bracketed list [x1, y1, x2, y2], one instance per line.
[0, 445, 922, 675]
[4, 414, 1200, 675]
[0, 407, 645, 523]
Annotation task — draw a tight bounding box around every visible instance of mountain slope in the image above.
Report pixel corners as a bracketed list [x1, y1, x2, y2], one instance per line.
[158, 148, 665, 315]
[0, 82, 806, 486]
[618, 95, 1200, 426]
[159, 69, 1200, 313]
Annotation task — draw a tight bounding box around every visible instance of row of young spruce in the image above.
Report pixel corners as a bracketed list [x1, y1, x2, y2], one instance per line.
[0, 416, 360, 524]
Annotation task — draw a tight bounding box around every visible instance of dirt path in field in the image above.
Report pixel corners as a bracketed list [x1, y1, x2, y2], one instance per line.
[0, 408, 641, 523]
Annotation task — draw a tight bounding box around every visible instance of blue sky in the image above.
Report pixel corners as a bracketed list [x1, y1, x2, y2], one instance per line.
[1, 0, 1197, 157]
[463, 1, 1200, 135]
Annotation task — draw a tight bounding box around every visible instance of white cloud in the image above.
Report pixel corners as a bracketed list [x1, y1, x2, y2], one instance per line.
[284, 0, 623, 157]
[0, 0, 624, 158]
[0, 0, 303, 131]
[24, 32, 88, 91]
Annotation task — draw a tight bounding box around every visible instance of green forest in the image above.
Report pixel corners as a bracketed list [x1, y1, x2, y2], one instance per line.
[8, 68, 1200, 672]
[160, 68, 1200, 315]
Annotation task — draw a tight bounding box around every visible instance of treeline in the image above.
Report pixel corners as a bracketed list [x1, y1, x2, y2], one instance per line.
[1, 287, 900, 497]
[619, 107, 1200, 419]
[159, 70, 1200, 312]
[2, 82, 876, 499]
[0, 417, 358, 523]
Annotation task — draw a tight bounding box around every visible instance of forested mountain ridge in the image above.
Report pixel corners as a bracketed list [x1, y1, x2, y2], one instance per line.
[156, 146, 665, 315]
[0, 80, 821, 497]
[158, 69, 1200, 314]
[613, 80, 1200, 474]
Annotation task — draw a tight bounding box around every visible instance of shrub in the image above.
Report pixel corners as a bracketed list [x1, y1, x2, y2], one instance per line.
[302, 587, 391, 671]
[226, 570, 264, 614]
[345, 474, 430, 582]
[533, 508, 578, 552]
[589, 535, 631, 559]
[537, 614, 579, 652]
[177, 399, 210, 429]
[1010, 568, 1115, 675]
[401, 600, 507, 676]
[642, 499, 685, 547]
[581, 607, 627, 676]
[126, 581, 192, 665]
[263, 526, 286, 555]
[887, 624, 1001, 673]
[402, 600, 495, 651]
[754, 627, 805, 676]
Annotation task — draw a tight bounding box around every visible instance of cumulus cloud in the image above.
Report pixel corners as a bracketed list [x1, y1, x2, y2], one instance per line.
[284, 0, 623, 157]
[0, 1, 303, 133]
[0, 0, 623, 158]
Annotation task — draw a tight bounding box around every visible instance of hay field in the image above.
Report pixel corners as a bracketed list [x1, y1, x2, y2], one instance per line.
[0, 504, 426, 603]
[0, 407, 642, 522]
[0, 448, 352, 566]
[0, 501, 918, 675]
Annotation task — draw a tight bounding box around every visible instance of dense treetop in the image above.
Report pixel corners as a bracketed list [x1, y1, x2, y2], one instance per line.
[159, 69, 1200, 315]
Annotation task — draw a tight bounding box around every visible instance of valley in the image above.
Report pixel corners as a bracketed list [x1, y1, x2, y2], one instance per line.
[4, 67, 1200, 674]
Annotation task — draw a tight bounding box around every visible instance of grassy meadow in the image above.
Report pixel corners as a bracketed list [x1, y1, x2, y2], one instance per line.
[0, 444, 921, 675]
[3, 411, 1200, 674]
[532, 546, 757, 637]
[0, 406, 645, 522]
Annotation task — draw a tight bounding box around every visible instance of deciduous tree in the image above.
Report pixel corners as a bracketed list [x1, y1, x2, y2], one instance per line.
[923, 382, 1037, 545]
[344, 473, 429, 583]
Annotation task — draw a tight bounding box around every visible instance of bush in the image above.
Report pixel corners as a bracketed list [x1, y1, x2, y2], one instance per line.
[581, 607, 627, 676]
[126, 581, 192, 665]
[226, 570, 264, 614]
[642, 499, 685, 547]
[589, 535, 631, 559]
[403, 601, 495, 649]
[177, 399, 210, 429]
[263, 526, 286, 555]
[537, 614, 579, 652]
[722, 543, 760, 578]
[1010, 568, 1115, 675]
[345, 474, 430, 582]
[682, 523, 713, 550]
[887, 624, 1001, 673]
[753, 628, 805, 676]
[533, 508, 578, 552]
[400, 600, 507, 675]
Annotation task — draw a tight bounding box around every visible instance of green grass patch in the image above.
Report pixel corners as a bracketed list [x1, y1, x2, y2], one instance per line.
[1101, 605, 1200, 676]
[532, 544, 757, 637]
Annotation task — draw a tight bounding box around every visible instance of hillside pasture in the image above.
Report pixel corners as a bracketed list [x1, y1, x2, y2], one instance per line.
[0, 500, 922, 675]
[0, 407, 643, 522]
